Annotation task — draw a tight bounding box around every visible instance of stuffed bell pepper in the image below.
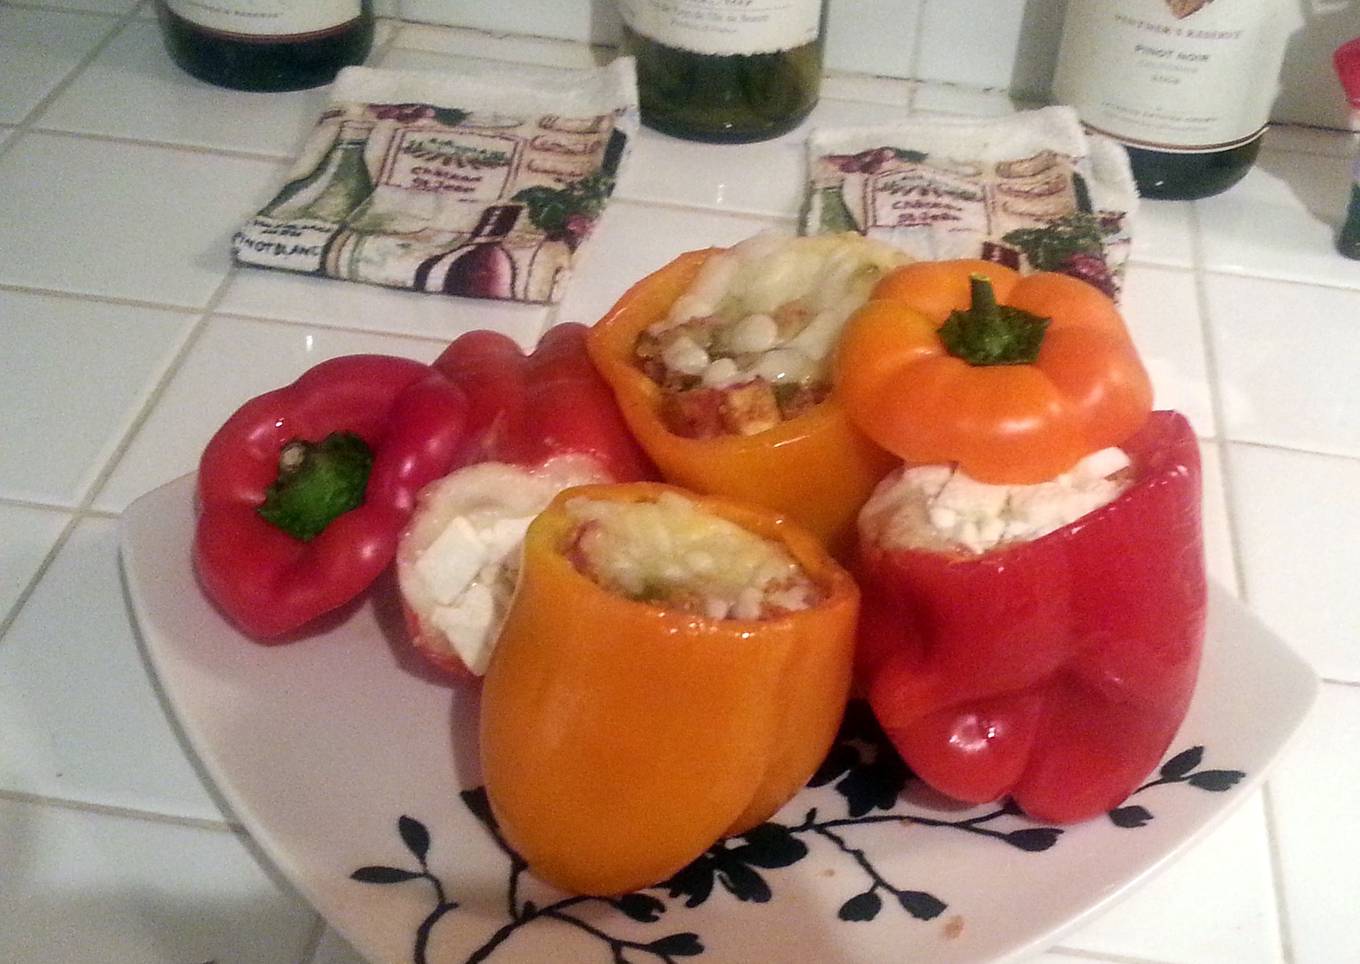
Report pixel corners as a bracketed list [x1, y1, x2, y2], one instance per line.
[195, 355, 468, 639]
[837, 260, 1205, 823]
[587, 233, 906, 553]
[396, 324, 657, 680]
[481, 482, 858, 895]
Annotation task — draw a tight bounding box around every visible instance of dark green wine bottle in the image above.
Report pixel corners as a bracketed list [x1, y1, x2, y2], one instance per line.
[1052, 0, 1289, 201]
[617, 0, 826, 144]
[1124, 138, 1262, 202]
[156, 1, 373, 92]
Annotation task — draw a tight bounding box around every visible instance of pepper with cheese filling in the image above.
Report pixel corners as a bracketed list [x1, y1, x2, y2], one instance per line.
[587, 241, 900, 553]
[480, 482, 858, 895]
[855, 411, 1206, 823]
[637, 233, 907, 437]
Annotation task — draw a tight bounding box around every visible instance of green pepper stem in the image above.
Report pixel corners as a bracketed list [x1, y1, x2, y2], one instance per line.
[968, 274, 999, 316]
[257, 431, 373, 541]
[937, 274, 1050, 366]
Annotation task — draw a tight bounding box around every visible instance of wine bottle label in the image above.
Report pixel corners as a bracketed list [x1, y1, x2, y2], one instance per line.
[164, 1, 361, 38]
[618, 0, 821, 56]
[1053, 0, 1290, 153]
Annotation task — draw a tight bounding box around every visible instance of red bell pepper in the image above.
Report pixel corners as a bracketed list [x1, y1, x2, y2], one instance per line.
[397, 324, 658, 679]
[433, 322, 657, 480]
[855, 411, 1205, 823]
[194, 355, 469, 640]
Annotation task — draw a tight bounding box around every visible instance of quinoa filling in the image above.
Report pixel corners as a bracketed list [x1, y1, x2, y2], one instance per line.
[563, 491, 821, 620]
[635, 233, 907, 438]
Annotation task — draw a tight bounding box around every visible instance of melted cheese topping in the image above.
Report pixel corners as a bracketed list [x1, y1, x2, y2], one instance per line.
[564, 491, 818, 620]
[861, 448, 1133, 555]
[644, 232, 908, 390]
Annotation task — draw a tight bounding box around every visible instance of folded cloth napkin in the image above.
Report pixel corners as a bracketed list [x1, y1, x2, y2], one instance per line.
[234, 60, 638, 304]
[802, 106, 1138, 298]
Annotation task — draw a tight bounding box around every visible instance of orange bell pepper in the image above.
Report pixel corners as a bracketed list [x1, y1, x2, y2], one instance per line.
[586, 250, 897, 553]
[479, 482, 858, 896]
[835, 259, 1153, 485]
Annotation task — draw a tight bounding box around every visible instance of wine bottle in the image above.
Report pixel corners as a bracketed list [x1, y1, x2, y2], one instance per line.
[155, 1, 374, 92]
[617, 0, 826, 143]
[1052, 0, 1291, 200]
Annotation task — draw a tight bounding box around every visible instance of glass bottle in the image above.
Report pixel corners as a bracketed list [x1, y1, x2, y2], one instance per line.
[617, 0, 826, 143]
[1052, 0, 1291, 200]
[155, 1, 374, 92]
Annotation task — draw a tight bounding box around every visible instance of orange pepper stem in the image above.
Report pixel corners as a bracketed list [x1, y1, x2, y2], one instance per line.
[938, 274, 1051, 367]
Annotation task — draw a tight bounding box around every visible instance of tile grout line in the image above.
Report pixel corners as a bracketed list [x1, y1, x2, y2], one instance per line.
[1187, 199, 1298, 964]
[1045, 947, 1176, 964]
[905, 2, 932, 111]
[25, 125, 297, 164]
[1185, 203, 1257, 605]
[0, 787, 240, 834]
[0, 268, 236, 645]
[0, 1, 139, 167]
[1262, 778, 1298, 964]
[0, 494, 116, 517]
[0, 280, 207, 315]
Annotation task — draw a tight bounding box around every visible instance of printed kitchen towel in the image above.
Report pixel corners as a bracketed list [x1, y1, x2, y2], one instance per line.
[234, 60, 638, 304]
[802, 106, 1138, 298]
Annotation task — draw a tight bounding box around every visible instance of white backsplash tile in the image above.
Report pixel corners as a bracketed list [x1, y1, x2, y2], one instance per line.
[0, 518, 228, 820]
[1227, 443, 1360, 683]
[0, 134, 283, 308]
[1205, 274, 1360, 459]
[0, 504, 69, 627]
[0, 797, 318, 964]
[0, 290, 195, 507]
[1269, 682, 1360, 964]
[93, 316, 445, 513]
[912, 86, 1023, 118]
[823, 0, 922, 81]
[36, 21, 330, 158]
[916, 0, 1026, 92]
[400, 0, 620, 45]
[1196, 150, 1356, 289]
[1264, 125, 1359, 160]
[0, 7, 114, 124]
[1058, 791, 1282, 964]
[386, 22, 609, 69]
[1120, 264, 1215, 439]
[38, 0, 139, 12]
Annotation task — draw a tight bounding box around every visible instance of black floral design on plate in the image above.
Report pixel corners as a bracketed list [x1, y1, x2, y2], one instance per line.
[352, 700, 1245, 962]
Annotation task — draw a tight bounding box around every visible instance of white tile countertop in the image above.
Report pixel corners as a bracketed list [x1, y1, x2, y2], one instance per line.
[2, 6, 1358, 964]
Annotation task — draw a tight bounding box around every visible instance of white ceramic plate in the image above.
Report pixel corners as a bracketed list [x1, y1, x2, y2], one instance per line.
[121, 473, 1318, 964]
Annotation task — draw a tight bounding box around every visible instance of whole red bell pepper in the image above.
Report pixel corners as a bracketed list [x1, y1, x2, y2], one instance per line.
[194, 355, 469, 640]
[433, 322, 657, 479]
[855, 411, 1205, 823]
[397, 324, 657, 679]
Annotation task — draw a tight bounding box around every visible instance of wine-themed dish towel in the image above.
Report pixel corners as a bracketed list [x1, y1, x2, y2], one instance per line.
[802, 106, 1138, 299]
[233, 61, 639, 304]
